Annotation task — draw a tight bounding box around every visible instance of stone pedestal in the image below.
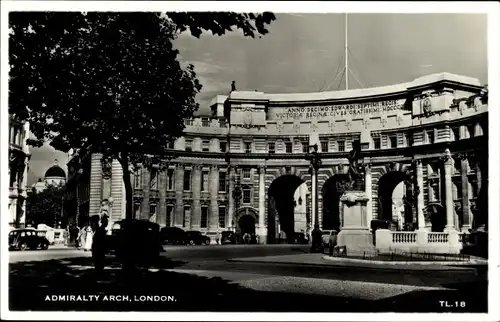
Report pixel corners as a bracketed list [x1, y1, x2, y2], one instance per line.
[337, 191, 375, 251]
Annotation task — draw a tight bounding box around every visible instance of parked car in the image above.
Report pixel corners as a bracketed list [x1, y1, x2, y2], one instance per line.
[221, 231, 236, 244]
[160, 227, 186, 245]
[185, 231, 211, 245]
[292, 232, 309, 244]
[9, 229, 50, 251]
[106, 219, 163, 267]
[322, 230, 338, 247]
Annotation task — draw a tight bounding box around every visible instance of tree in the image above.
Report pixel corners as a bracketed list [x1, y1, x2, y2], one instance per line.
[26, 184, 66, 228]
[9, 12, 275, 221]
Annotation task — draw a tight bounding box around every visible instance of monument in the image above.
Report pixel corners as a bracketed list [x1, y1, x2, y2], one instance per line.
[336, 141, 375, 252]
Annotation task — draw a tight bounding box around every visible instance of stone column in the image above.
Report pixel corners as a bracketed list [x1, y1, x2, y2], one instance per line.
[110, 159, 124, 223]
[174, 164, 184, 227]
[228, 166, 235, 231]
[89, 153, 103, 219]
[443, 149, 455, 232]
[158, 167, 167, 227]
[311, 169, 317, 229]
[258, 166, 267, 243]
[209, 165, 219, 231]
[460, 155, 471, 231]
[191, 165, 202, 230]
[140, 167, 151, 221]
[415, 160, 426, 230]
[364, 164, 372, 227]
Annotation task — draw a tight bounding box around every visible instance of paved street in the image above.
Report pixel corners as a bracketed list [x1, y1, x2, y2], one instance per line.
[8, 245, 487, 312]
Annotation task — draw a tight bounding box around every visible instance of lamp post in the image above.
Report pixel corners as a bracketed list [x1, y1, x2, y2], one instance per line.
[306, 144, 323, 253]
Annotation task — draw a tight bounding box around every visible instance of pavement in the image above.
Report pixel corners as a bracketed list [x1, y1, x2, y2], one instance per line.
[8, 244, 488, 312]
[227, 253, 488, 271]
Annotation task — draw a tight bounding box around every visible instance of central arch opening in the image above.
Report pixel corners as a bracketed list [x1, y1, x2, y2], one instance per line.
[322, 174, 349, 231]
[238, 214, 256, 236]
[378, 171, 413, 230]
[268, 175, 305, 244]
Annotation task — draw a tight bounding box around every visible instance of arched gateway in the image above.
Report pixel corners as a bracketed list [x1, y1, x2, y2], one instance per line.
[66, 73, 488, 250]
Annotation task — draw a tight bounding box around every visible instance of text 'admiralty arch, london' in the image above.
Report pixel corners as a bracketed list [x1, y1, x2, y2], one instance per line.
[66, 72, 488, 244]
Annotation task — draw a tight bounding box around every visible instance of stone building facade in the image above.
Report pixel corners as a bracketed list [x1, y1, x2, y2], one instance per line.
[66, 72, 488, 244]
[8, 117, 30, 229]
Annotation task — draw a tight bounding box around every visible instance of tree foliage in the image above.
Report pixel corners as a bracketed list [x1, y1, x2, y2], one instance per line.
[26, 184, 66, 227]
[9, 12, 276, 220]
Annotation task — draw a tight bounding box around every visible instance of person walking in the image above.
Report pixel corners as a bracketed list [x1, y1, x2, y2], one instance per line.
[92, 216, 108, 277]
[84, 226, 93, 251]
[77, 226, 86, 250]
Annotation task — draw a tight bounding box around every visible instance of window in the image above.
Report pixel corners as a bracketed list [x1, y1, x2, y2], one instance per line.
[302, 141, 308, 153]
[285, 142, 292, 153]
[134, 170, 142, 189]
[321, 140, 329, 153]
[243, 168, 251, 180]
[268, 142, 275, 154]
[242, 187, 251, 204]
[337, 140, 345, 152]
[218, 206, 226, 228]
[427, 130, 434, 144]
[183, 169, 191, 191]
[150, 169, 158, 190]
[167, 169, 175, 190]
[201, 206, 208, 228]
[185, 119, 193, 126]
[202, 171, 209, 192]
[219, 141, 227, 152]
[218, 171, 226, 192]
[219, 119, 226, 127]
[166, 205, 173, 227]
[467, 124, 475, 138]
[202, 118, 210, 127]
[185, 139, 192, 152]
[150, 204, 157, 218]
[389, 135, 398, 149]
[134, 204, 141, 217]
[202, 140, 210, 152]
[167, 140, 174, 149]
[184, 206, 191, 227]
[451, 126, 460, 141]
[373, 137, 381, 150]
[245, 142, 252, 153]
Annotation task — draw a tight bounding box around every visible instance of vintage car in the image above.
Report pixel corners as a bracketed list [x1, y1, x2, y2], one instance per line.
[321, 230, 338, 247]
[9, 229, 50, 251]
[160, 227, 187, 245]
[185, 231, 211, 245]
[292, 232, 309, 244]
[106, 219, 163, 267]
[221, 231, 236, 244]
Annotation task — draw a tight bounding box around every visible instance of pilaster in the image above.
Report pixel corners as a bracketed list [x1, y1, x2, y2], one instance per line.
[89, 153, 103, 219]
[141, 167, 151, 221]
[258, 166, 267, 243]
[415, 159, 426, 230]
[460, 155, 471, 231]
[209, 165, 219, 231]
[158, 167, 167, 227]
[228, 166, 235, 230]
[174, 164, 184, 227]
[110, 159, 124, 223]
[192, 165, 202, 229]
[443, 149, 455, 232]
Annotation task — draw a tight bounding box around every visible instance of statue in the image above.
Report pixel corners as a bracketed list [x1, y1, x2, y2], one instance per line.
[347, 140, 365, 190]
[231, 80, 236, 92]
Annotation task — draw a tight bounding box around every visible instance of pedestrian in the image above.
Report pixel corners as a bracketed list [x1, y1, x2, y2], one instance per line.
[92, 216, 108, 277]
[77, 226, 85, 250]
[84, 226, 93, 251]
[216, 230, 221, 245]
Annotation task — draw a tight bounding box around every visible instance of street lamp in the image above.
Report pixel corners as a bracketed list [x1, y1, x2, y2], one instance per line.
[306, 144, 323, 253]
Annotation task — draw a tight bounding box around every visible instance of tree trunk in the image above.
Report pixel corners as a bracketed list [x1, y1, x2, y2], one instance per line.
[119, 153, 134, 220]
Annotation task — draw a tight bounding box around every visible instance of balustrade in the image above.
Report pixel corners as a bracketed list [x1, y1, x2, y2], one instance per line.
[427, 232, 449, 243]
[392, 232, 417, 243]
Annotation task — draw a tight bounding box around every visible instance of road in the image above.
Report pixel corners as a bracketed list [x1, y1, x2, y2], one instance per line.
[8, 245, 488, 313]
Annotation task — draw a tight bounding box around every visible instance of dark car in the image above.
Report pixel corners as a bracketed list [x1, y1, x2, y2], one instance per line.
[9, 229, 50, 251]
[106, 219, 163, 267]
[185, 231, 211, 245]
[292, 232, 309, 244]
[221, 231, 236, 244]
[160, 227, 186, 245]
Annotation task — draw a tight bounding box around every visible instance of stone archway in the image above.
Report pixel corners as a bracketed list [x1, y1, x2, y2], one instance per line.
[234, 207, 258, 244]
[425, 203, 446, 232]
[376, 165, 414, 231]
[268, 174, 306, 244]
[321, 174, 350, 231]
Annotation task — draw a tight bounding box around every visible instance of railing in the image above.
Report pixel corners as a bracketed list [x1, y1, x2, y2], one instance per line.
[428, 232, 448, 243]
[458, 233, 470, 243]
[392, 232, 417, 243]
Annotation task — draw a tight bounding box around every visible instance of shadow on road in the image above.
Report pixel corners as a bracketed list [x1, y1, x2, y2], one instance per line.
[9, 255, 488, 313]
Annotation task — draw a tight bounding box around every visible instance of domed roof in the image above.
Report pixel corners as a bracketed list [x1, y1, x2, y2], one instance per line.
[44, 160, 66, 179]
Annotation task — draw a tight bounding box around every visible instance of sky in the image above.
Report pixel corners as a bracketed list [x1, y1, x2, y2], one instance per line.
[26, 13, 488, 186]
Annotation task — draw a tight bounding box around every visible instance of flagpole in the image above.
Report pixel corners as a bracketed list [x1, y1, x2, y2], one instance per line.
[345, 13, 349, 90]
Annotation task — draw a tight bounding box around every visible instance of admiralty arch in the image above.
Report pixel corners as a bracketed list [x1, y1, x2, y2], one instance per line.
[66, 72, 488, 244]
